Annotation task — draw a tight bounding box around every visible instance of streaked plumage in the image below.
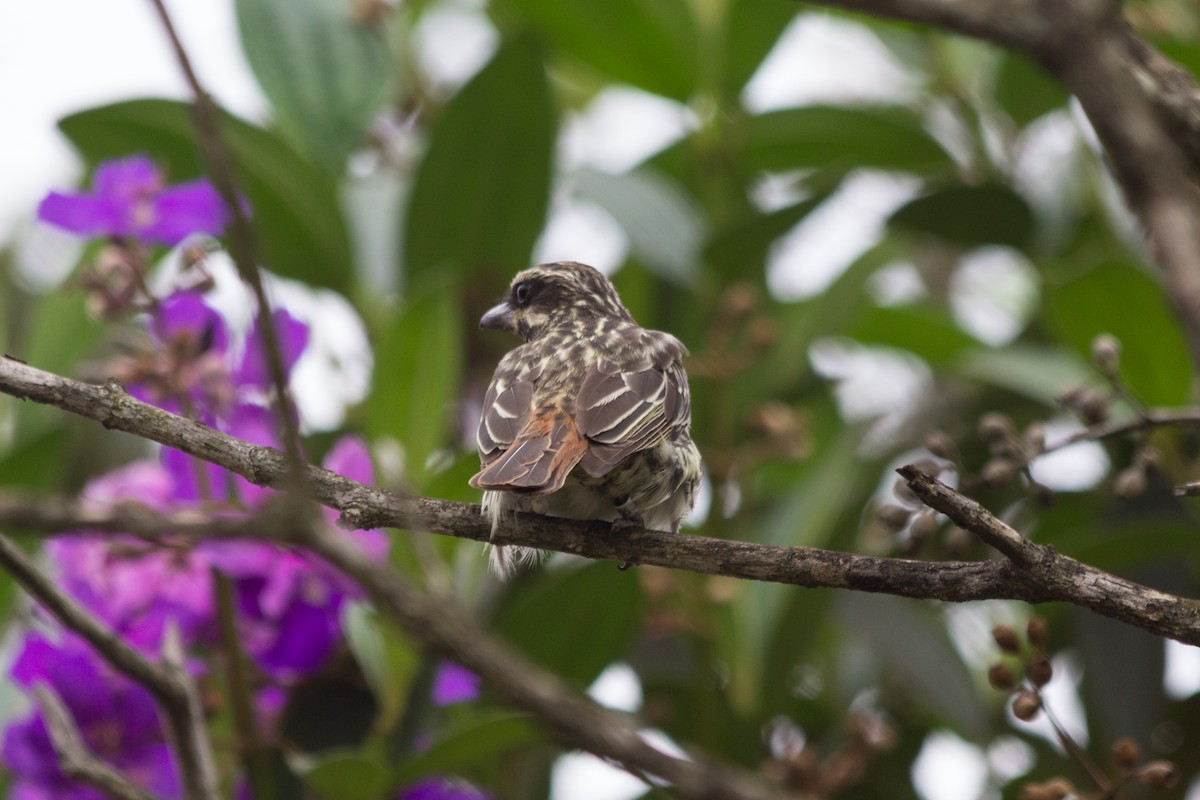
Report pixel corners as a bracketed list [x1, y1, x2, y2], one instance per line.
[471, 262, 702, 576]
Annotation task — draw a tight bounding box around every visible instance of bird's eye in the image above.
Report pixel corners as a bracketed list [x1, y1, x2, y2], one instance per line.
[514, 282, 532, 305]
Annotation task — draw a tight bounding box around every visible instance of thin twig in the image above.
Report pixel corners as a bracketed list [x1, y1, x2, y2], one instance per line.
[0, 532, 219, 800]
[896, 465, 1200, 645]
[144, 0, 306, 473]
[35, 685, 164, 800]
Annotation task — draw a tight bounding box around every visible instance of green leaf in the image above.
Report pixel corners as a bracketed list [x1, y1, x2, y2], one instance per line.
[392, 714, 540, 786]
[1045, 260, 1194, 406]
[994, 53, 1068, 127]
[745, 239, 908, 399]
[745, 106, 950, 174]
[836, 594, 988, 740]
[303, 753, 390, 800]
[403, 39, 554, 285]
[704, 194, 827, 279]
[570, 167, 705, 284]
[726, 423, 868, 712]
[850, 305, 982, 365]
[236, 0, 394, 171]
[955, 345, 1094, 406]
[888, 185, 1034, 249]
[494, 561, 641, 686]
[722, 0, 797, 93]
[342, 603, 418, 734]
[366, 282, 463, 488]
[59, 99, 355, 292]
[499, 0, 698, 101]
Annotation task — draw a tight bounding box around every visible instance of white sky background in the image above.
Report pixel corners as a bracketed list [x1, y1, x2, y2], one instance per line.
[0, 3, 1141, 799]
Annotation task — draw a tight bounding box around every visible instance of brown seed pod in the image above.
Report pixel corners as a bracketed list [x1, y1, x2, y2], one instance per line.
[878, 504, 912, 531]
[1091, 333, 1121, 375]
[1080, 393, 1110, 425]
[987, 663, 1016, 692]
[910, 513, 940, 541]
[1111, 737, 1140, 771]
[1026, 617, 1047, 648]
[1114, 465, 1148, 500]
[978, 412, 1015, 441]
[925, 431, 956, 459]
[1030, 483, 1056, 507]
[1026, 656, 1053, 687]
[982, 459, 1017, 488]
[1137, 760, 1179, 789]
[1040, 777, 1075, 799]
[992, 625, 1021, 653]
[1012, 691, 1042, 721]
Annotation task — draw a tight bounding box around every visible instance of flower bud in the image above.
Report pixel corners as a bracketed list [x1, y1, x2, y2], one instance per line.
[1111, 737, 1140, 770]
[878, 504, 912, 531]
[979, 413, 1014, 441]
[982, 459, 1017, 488]
[925, 431, 955, 459]
[748, 317, 778, 348]
[1137, 760, 1179, 789]
[910, 513, 940, 541]
[1027, 656, 1053, 687]
[1041, 777, 1074, 799]
[1026, 617, 1047, 648]
[1030, 483, 1056, 507]
[893, 478, 918, 503]
[1012, 691, 1042, 721]
[943, 525, 972, 554]
[1080, 393, 1110, 425]
[1114, 466, 1147, 500]
[1023, 423, 1045, 453]
[988, 663, 1016, 691]
[1091, 333, 1121, 373]
[992, 625, 1021, 653]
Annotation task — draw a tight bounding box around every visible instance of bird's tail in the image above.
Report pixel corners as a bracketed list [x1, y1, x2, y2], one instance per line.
[488, 544, 546, 579]
[482, 490, 546, 579]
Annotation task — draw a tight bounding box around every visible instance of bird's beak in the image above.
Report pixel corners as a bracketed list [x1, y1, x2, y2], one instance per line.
[479, 301, 516, 333]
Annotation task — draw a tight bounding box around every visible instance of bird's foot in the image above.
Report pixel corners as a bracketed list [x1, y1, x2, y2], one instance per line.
[611, 507, 643, 572]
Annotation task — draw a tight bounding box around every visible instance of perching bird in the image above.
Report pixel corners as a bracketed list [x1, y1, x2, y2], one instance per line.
[470, 262, 702, 577]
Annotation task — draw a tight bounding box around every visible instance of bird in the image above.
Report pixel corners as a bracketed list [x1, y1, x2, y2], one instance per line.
[470, 261, 702, 577]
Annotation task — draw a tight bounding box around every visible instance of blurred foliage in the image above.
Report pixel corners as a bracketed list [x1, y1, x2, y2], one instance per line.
[4, 0, 1200, 798]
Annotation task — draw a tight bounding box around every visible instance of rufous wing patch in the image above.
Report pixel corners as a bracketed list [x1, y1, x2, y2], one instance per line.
[470, 408, 589, 494]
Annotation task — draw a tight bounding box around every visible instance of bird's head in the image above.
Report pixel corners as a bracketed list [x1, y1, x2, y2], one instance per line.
[479, 262, 632, 342]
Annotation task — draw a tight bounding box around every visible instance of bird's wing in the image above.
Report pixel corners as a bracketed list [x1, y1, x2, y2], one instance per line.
[470, 366, 588, 495]
[576, 335, 690, 478]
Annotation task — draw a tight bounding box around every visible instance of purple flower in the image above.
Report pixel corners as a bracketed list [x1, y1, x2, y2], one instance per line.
[38, 155, 230, 246]
[203, 436, 387, 678]
[46, 460, 217, 651]
[432, 662, 481, 706]
[398, 777, 493, 800]
[1, 634, 180, 800]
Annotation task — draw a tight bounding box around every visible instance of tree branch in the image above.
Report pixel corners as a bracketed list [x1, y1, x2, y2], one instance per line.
[35, 685, 164, 800]
[0, 532, 218, 799]
[1, 354, 1198, 644]
[146, 0, 306, 472]
[0, 355, 787, 800]
[897, 465, 1200, 645]
[808, 0, 1200, 366]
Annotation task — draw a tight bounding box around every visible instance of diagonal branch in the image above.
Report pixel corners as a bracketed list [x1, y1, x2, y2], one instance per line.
[35, 685, 164, 800]
[146, 0, 306, 473]
[896, 465, 1200, 645]
[809, 0, 1200, 366]
[0, 532, 218, 800]
[1, 355, 1199, 646]
[0, 355, 787, 800]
